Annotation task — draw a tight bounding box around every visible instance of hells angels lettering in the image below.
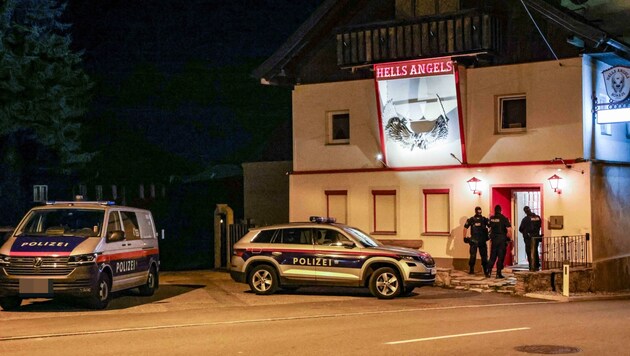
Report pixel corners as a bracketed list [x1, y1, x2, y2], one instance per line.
[375, 58, 454, 80]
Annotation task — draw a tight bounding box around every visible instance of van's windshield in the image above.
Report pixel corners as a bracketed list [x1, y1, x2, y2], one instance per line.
[16, 209, 105, 238]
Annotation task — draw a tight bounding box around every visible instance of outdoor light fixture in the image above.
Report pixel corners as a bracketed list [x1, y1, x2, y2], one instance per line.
[467, 177, 482, 196]
[376, 153, 387, 167]
[548, 174, 562, 194]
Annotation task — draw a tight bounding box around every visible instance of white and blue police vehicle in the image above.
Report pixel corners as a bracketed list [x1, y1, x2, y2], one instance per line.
[0, 200, 160, 310]
[230, 217, 436, 299]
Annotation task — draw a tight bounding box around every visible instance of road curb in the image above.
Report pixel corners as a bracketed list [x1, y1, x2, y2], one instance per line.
[524, 292, 630, 302]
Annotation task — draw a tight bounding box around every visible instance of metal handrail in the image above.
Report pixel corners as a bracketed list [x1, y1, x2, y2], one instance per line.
[540, 233, 590, 270]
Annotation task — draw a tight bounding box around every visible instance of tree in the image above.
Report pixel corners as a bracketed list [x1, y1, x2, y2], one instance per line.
[0, 0, 92, 224]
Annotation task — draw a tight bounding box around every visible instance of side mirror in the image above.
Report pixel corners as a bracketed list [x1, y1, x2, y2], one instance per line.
[107, 230, 125, 243]
[341, 240, 356, 249]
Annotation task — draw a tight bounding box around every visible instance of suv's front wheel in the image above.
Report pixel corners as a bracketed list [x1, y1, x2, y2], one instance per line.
[369, 267, 401, 299]
[248, 265, 278, 295]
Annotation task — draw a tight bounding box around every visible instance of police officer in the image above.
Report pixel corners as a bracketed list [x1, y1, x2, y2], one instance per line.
[486, 204, 512, 279]
[519, 206, 542, 271]
[463, 206, 489, 276]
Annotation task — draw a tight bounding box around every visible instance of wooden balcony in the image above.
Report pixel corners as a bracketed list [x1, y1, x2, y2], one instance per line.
[336, 10, 501, 68]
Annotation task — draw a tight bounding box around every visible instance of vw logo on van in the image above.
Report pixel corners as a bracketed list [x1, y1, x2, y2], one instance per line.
[33, 257, 43, 268]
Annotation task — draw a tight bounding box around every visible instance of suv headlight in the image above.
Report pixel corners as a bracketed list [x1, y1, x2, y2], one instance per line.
[417, 252, 435, 266]
[68, 253, 97, 265]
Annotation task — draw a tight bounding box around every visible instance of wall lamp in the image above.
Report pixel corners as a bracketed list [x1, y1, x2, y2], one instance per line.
[467, 177, 482, 196]
[548, 174, 562, 194]
[376, 153, 387, 167]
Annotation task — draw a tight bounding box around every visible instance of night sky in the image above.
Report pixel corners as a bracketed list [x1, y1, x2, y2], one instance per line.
[64, 0, 324, 171]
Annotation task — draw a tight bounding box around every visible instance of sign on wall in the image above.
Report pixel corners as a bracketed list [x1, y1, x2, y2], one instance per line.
[374, 57, 465, 168]
[595, 65, 630, 124]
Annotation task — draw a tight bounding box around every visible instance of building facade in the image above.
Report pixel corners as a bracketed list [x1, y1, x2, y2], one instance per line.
[255, 0, 630, 290]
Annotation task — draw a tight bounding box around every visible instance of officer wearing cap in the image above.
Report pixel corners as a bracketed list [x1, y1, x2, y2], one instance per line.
[463, 206, 490, 276]
[519, 206, 542, 271]
[486, 204, 512, 279]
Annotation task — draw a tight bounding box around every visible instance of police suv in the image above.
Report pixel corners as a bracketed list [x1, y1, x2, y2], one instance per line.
[230, 217, 436, 299]
[0, 200, 160, 310]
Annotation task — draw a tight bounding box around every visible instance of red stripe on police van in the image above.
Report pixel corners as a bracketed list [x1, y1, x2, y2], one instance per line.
[96, 248, 159, 263]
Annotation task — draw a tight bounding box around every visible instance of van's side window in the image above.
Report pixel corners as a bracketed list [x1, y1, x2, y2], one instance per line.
[107, 212, 122, 235]
[121, 211, 140, 240]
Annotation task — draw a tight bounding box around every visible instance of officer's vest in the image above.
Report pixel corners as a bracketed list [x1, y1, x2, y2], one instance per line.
[490, 214, 507, 235]
[469, 217, 488, 237]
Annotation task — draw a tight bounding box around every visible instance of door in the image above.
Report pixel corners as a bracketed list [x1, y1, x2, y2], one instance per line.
[313, 227, 363, 285]
[491, 185, 542, 268]
[513, 191, 542, 266]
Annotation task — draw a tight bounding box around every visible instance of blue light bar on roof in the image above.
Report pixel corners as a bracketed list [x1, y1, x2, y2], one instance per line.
[309, 216, 337, 223]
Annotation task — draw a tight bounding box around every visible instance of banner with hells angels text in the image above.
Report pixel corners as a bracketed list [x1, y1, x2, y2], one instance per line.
[374, 57, 466, 168]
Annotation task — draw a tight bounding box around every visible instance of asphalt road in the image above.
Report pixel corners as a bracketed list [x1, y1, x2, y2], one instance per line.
[1, 270, 628, 355]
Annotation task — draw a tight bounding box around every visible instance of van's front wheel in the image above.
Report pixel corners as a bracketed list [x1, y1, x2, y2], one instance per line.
[0, 296, 22, 311]
[87, 273, 111, 309]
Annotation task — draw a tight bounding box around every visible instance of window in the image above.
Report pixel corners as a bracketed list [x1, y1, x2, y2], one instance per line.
[95, 185, 103, 201]
[120, 211, 140, 240]
[372, 190, 396, 234]
[601, 123, 612, 136]
[497, 95, 526, 133]
[327, 111, 350, 144]
[279, 228, 312, 245]
[326, 190, 348, 224]
[33, 185, 48, 202]
[313, 228, 350, 246]
[106, 211, 122, 235]
[423, 189, 450, 235]
[78, 184, 87, 198]
[252, 230, 276, 243]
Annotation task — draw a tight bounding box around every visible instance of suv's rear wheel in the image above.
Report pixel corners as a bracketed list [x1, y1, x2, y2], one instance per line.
[0, 296, 22, 311]
[369, 267, 401, 299]
[248, 265, 278, 295]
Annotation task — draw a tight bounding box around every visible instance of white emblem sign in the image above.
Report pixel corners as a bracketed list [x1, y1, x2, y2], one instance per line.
[602, 66, 630, 102]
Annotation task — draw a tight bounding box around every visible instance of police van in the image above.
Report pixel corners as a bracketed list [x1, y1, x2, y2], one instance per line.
[0, 200, 160, 310]
[230, 217, 436, 299]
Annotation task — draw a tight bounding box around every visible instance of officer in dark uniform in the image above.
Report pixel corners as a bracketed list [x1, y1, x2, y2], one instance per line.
[486, 204, 512, 279]
[463, 206, 489, 276]
[519, 206, 542, 271]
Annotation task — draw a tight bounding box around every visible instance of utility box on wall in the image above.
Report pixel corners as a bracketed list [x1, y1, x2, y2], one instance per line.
[549, 215, 564, 229]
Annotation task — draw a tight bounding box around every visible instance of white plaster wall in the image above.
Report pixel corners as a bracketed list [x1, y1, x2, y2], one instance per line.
[292, 58, 585, 172]
[289, 161, 591, 261]
[292, 80, 382, 171]
[464, 57, 584, 163]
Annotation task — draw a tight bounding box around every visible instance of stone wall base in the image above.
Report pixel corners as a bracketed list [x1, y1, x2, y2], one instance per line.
[513, 268, 594, 296]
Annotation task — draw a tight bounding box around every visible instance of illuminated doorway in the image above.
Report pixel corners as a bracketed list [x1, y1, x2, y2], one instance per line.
[491, 185, 543, 268]
[513, 190, 542, 267]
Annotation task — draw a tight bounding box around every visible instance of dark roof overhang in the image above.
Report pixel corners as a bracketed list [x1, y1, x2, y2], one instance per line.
[522, 0, 630, 60]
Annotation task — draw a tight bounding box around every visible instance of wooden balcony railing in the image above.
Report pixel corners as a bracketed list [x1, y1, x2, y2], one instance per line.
[335, 10, 501, 67]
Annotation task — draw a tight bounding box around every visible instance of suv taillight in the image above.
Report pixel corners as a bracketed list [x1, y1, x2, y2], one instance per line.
[233, 248, 245, 257]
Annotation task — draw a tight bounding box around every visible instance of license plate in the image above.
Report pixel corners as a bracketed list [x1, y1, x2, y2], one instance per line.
[19, 279, 53, 296]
